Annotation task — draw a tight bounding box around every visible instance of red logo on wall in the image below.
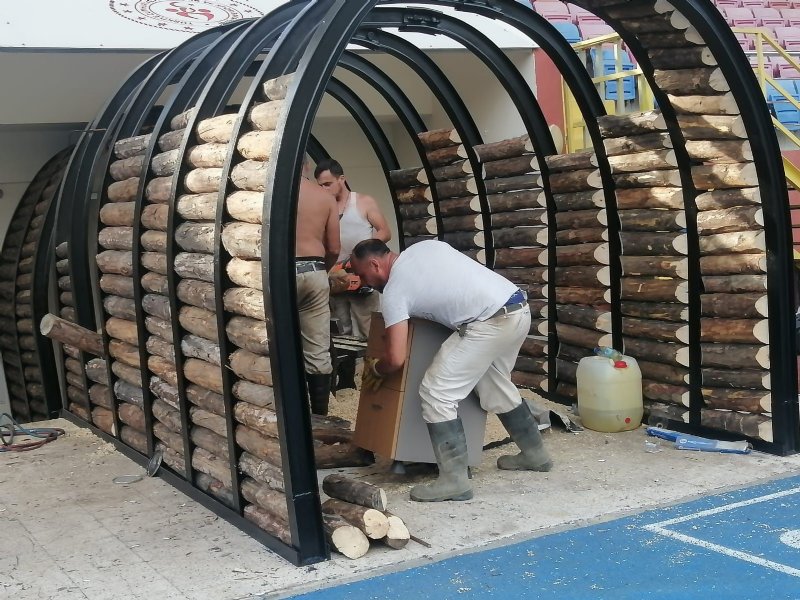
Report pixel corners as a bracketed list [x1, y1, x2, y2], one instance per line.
[109, 1, 261, 32]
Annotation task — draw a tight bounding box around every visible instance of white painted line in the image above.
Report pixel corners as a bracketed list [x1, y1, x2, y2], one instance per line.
[644, 525, 800, 578]
[643, 486, 800, 578]
[647, 487, 800, 528]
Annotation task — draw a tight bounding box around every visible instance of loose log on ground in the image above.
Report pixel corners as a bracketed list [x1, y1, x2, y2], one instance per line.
[322, 474, 387, 511]
[323, 514, 370, 559]
[701, 293, 768, 318]
[700, 343, 769, 369]
[40, 314, 103, 356]
[321, 499, 390, 540]
[473, 135, 533, 162]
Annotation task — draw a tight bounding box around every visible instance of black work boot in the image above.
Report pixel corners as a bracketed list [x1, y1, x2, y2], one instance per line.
[496, 403, 553, 471]
[410, 418, 473, 502]
[306, 373, 331, 416]
[335, 356, 357, 391]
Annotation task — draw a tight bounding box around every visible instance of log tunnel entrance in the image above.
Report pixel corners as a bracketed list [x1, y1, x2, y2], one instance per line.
[3, 0, 797, 564]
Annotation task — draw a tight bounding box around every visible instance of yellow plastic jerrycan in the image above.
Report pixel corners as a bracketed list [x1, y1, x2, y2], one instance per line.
[576, 352, 643, 433]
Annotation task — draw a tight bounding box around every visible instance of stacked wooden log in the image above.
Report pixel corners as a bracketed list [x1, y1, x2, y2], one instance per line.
[54, 242, 93, 422]
[139, 108, 196, 479]
[544, 149, 609, 400]
[93, 129, 154, 448]
[388, 164, 433, 247]
[597, 109, 692, 409]
[576, 0, 773, 440]
[649, 18, 771, 426]
[0, 150, 70, 422]
[321, 474, 411, 558]
[468, 135, 549, 391]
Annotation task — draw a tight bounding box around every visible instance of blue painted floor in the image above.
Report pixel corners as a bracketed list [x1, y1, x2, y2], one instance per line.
[294, 475, 800, 599]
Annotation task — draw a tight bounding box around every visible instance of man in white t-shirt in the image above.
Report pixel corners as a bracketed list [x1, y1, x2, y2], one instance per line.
[350, 239, 552, 502]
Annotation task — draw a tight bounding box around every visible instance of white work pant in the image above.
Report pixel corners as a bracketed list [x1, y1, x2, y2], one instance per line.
[419, 307, 531, 423]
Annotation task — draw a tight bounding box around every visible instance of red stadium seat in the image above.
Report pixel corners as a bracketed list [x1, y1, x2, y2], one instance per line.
[780, 7, 800, 25]
[775, 25, 800, 50]
[578, 22, 615, 39]
[753, 6, 786, 26]
[722, 6, 759, 25]
[533, 2, 573, 23]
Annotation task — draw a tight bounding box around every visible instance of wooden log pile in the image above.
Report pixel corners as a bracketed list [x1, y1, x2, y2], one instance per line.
[320, 474, 413, 558]
[0, 149, 71, 422]
[543, 149, 609, 400]
[595, 109, 691, 408]
[464, 134, 548, 390]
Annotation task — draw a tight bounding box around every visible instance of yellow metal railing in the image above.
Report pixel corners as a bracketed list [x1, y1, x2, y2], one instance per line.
[562, 30, 800, 154]
[733, 27, 800, 151]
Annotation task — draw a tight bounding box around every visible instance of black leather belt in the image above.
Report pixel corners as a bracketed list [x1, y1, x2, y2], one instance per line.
[296, 261, 325, 275]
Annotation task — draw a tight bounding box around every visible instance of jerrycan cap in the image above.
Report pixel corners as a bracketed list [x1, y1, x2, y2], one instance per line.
[613, 360, 628, 369]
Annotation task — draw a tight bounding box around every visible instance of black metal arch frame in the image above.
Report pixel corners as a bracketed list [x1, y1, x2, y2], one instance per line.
[20, 0, 794, 567]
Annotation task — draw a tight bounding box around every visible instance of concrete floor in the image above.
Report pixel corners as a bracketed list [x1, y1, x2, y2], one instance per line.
[3, 407, 800, 600]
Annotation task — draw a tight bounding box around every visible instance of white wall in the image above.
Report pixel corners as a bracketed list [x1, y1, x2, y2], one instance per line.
[309, 48, 539, 253]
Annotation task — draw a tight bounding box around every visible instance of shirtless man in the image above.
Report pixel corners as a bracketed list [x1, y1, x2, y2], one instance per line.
[315, 159, 391, 389]
[295, 168, 340, 415]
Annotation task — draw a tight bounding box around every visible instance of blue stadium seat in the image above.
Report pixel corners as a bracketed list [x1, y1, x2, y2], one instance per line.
[774, 100, 800, 130]
[767, 79, 799, 102]
[601, 50, 636, 101]
[552, 22, 581, 44]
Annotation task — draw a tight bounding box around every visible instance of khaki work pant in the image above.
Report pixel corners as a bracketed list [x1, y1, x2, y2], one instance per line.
[419, 308, 531, 423]
[296, 270, 332, 375]
[330, 292, 381, 340]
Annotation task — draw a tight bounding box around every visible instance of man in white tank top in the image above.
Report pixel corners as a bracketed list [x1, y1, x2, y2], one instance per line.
[316, 159, 391, 389]
[350, 239, 552, 503]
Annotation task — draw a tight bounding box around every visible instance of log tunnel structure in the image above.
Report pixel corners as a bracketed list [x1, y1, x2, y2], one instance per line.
[1, 0, 799, 564]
